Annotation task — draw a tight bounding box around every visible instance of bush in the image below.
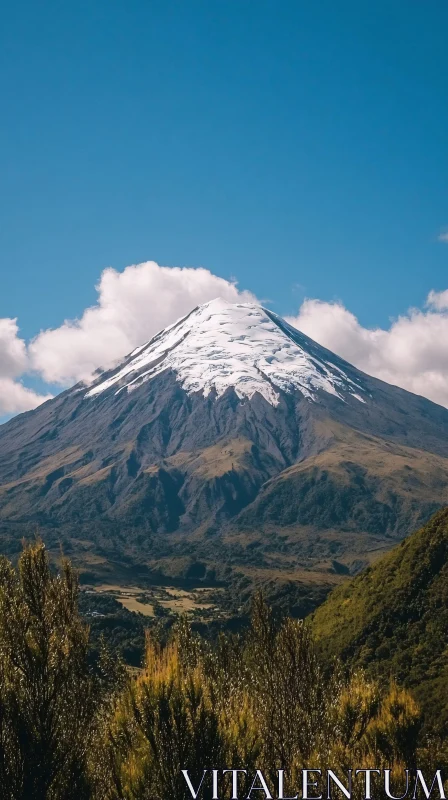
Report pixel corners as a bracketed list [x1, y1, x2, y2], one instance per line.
[0, 547, 437, 800]
[0, 542, 96, 799]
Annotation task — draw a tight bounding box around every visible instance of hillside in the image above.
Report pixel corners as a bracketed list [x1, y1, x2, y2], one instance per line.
[312, 507, 448, 733]
[227, 420, 448, 571]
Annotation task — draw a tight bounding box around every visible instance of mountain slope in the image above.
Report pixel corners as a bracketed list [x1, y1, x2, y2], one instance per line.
[1, 299, 448, 592]
[312, 507, 448, 733]
[225, 420, 448, 571]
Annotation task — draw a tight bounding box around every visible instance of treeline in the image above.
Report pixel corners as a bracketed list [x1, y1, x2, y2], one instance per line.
[0, 543, 445, 800]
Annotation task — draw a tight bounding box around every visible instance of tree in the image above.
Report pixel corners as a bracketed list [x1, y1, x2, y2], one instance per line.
[98, 634, 228, 800]
[0, 542, 95, 800]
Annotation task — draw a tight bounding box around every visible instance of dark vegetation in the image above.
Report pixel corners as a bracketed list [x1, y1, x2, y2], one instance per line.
[77, 572, 337, 671]
[78, 591, 147, 668]
[312, 507, 448, 737]
[0, 538, 447, 799]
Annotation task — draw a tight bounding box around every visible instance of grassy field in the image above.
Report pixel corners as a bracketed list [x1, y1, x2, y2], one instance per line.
[87, 583, 218, 618]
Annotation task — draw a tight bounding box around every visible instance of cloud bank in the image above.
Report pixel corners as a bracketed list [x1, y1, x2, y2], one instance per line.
[287, 289, 448, 408]
[0, 319, 52, 415]
[29, 261, 256, 386]
[1, 260, 448, 416]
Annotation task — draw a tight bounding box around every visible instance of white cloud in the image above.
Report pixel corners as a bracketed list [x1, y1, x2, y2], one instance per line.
[29, 261, 256, 385]
[437, 231, 448, 243]
[0, 379, 53, 416]
[287, 291, 448, 408]
[427, 289, 448, 311]
[4, 259, 448, 416]
[0, 319, 52, 415]
[0, 318, 27, 378]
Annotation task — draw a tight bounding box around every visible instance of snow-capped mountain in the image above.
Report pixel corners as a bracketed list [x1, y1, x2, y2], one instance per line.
[86, 299, 366, 406]
[1, 299, 448, 593]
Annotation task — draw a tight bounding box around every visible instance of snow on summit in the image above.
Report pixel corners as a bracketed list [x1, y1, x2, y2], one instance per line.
[85, 298, 366, 405]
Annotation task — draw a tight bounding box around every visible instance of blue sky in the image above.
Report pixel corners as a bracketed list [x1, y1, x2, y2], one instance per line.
[1, 1, 448, 418]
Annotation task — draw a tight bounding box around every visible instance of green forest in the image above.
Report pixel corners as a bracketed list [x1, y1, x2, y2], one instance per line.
[0, 527, 447, 800]
[312, 508, 448, 735]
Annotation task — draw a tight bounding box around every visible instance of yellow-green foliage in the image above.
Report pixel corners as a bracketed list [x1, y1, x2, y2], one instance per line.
[312, 508, 448, 733]
[93, 595, 431, 800]
[92, 636, 228, 800]
[0, 542, 96, 800]
[0, 545, 443, 800]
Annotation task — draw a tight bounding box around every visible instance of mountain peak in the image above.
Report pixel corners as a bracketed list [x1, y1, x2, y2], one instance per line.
[85, 299, 367, 406]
